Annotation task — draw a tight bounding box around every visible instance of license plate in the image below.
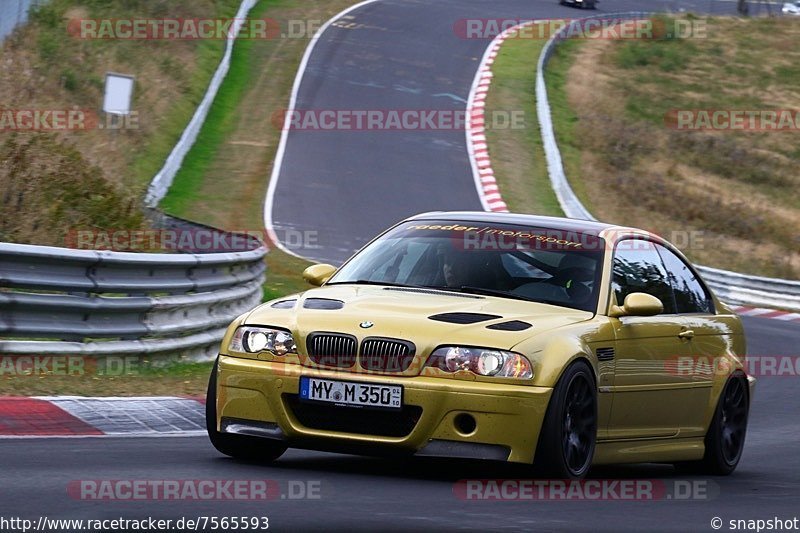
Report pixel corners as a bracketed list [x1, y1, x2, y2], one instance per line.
[299, 377, 402, 410]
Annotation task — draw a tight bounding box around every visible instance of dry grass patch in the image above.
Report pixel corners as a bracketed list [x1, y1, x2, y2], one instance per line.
[548, 16, 800, 278]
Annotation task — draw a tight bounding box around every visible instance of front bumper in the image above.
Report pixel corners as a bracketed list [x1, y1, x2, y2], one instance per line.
[215, 355, 553, 463]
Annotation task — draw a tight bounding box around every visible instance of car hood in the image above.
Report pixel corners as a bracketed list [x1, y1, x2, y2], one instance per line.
[245, 285, 593, 375]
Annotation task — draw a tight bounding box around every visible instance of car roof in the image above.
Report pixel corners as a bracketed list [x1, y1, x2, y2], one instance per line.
[407, 211, 623, 235]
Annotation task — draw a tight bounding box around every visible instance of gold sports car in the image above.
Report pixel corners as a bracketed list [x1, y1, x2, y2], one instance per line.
[206, 212, 754, 478]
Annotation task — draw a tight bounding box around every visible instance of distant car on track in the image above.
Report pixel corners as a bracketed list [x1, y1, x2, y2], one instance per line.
[206, 212, 754, 479]
[560, 0, 597, 9]
[783, 1, 800, 15]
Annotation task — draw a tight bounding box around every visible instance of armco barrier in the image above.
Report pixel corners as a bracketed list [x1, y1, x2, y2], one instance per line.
[535, 12, 800, 312]
[0, 232, 266, 360]
[0, 0, 46, 44]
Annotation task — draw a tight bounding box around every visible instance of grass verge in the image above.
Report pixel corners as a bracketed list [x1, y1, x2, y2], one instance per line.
[0, 0, 242, 245]
[0, 361, 213, 397]
[483, 31, 561, 216]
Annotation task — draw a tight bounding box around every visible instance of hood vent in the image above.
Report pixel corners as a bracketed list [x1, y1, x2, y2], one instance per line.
[271, 299, 296, 309]
[486, 320, 532, 331]
[303, 298, 344, 310]
[428, 312, 502, 324]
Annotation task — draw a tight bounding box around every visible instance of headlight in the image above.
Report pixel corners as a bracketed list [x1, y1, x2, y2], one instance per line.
[228, 326, 296, 355]
[425, 346, 533, 379]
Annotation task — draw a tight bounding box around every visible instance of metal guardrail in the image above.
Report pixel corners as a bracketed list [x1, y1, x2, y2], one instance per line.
[536, 12, 800, 312]
[0, 0, 47, 44]
[0, 228, 266, 360]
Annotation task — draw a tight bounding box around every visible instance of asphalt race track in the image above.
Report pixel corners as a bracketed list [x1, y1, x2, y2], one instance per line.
[268, 0, 737, 264]
[3, 316, 798, 531]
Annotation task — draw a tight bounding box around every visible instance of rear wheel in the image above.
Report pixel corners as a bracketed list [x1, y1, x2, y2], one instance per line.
[676, 375, 748, 475]
[534, 360, 597, 479]
[206, 360, 287, 462]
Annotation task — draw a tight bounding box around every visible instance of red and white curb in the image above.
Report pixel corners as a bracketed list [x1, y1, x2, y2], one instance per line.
[466, 22, 537, 214]
[0, 396, 205, 438]
[732, 306, 800, 323]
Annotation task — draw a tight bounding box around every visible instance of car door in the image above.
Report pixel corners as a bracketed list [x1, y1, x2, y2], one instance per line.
[607, 239, 696, 439]
[654, 243, 729, 437]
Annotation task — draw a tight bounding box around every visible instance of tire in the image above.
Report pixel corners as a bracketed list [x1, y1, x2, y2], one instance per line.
[206, 359, 287, 462]
[534, 360, 597, 479]
[676, 375, 749, 475]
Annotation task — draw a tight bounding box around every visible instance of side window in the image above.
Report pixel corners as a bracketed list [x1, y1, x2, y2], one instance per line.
[654, 244, 714, 314]
[612, 240, 676, 314]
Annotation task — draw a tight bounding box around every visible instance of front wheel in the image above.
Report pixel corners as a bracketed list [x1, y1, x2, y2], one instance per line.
[206, 359, 287, 462]
[534, 360, 597, 479]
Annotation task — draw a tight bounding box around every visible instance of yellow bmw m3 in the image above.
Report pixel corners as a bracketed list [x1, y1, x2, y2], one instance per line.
[206, 212, 754, 479]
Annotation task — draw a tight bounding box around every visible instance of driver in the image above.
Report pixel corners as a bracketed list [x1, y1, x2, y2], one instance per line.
[438, 247, 475, 289]
[439, 248, 474, 288]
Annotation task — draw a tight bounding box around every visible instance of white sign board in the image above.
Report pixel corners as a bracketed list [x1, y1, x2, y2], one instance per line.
[103, 73, 135, 115]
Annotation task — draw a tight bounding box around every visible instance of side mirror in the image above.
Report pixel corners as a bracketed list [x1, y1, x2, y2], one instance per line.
[609, 292, 664, 318]
[302, 263, 337, 287]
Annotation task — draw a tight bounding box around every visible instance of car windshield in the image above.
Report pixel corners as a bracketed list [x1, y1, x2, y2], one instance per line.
[328, 220, 606, 312]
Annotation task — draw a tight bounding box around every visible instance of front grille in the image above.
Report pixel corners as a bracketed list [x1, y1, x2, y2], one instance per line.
[285, 395, 422, 437]
[306, 332, 357, 367]
[359, 337, 416, 372]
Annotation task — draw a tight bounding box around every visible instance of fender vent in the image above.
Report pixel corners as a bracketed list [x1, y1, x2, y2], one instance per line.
[428, 312, 502, 324]
[596, 347, 615, 362]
